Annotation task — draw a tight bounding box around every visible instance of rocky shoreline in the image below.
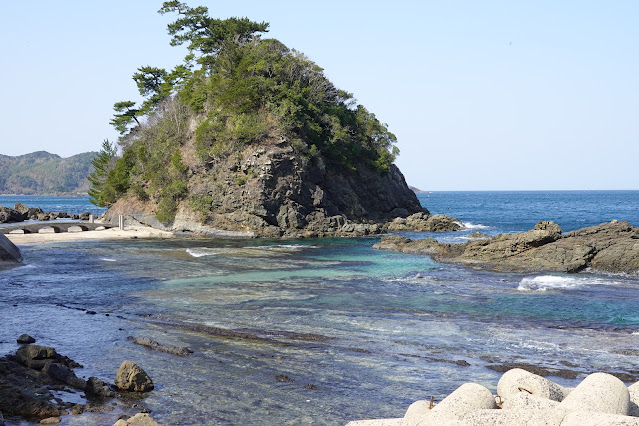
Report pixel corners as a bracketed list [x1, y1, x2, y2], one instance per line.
[0, 203, 92, 224]
[0, 336, 161, 425]
[374, 220, 639, 275]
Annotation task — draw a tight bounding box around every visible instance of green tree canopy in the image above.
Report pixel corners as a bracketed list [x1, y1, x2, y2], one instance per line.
[88, 139, 118, 206]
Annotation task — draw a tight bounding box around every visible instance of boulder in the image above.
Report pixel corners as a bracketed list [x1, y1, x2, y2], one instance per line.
[41, 362, 86, 389]
[497, 368, 567, 402]
[85, 377, 115, 398]
[114, 361, 154, 392]
[13, 203, 30, 220]
[0, 206, 23, 223]
[27, 207, 43, 219]
[559, 372, 630, 416]
[15, 345, 57, 365]
[79, 212, 91, 221]
[384, 213, 462, 233]
[17, 334, 36, 344]
[113, 413, 162, 426]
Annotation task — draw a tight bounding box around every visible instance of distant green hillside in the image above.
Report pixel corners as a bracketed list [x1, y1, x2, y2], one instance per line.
[0, 151, 95, 195]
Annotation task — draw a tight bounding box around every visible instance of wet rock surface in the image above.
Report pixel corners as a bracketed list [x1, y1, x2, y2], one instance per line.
[114, 361, 154, 392]
[0, 341, 153, 424]
[374, 220, 639, 274]
[129, 336, 193, 356]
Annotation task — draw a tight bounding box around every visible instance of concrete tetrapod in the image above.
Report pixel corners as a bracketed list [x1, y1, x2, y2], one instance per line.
[462, 408, 563, 425]
[414, 383, 496, 425]
[558, 373, 630, 416]
[501, 392, 560, 411]
[629, 382, 639, 417]
[560, 411, 639, 425]
[497, 368, 568, 403]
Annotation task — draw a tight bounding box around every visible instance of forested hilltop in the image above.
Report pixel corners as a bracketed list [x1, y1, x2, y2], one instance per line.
[0, 151, 94, 195]
[92, 1, 433, 237]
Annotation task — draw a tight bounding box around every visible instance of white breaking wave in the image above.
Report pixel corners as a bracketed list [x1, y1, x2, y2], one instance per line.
[249, 244, 317, 251]
[100, 258, 117, 262]
[186, 248, 220, 258]
[517, 275, 614, 292]
[462, 222, 490, 230]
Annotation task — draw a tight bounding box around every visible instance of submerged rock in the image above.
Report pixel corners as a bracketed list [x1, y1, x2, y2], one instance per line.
[130, 336, 193, 356]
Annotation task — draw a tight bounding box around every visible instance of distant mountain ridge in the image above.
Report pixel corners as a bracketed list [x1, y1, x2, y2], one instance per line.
[0, 151, 95, 195]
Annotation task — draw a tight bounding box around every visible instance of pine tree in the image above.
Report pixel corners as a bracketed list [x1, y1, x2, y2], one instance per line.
[88, 140, 118, 206]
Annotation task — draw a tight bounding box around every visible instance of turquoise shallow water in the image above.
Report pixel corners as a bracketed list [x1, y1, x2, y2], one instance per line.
[1, 192, 639, 425]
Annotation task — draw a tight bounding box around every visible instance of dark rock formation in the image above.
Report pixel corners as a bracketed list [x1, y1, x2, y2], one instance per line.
[114, 361, 153, 392]
[384, 213, 462, 232]
[16, 334, 36, 344]
[0, 206, 23, 224]
[104, 143, 463, 237]
[85, 377, 116, 398]
[374, 220, 639, 274]
[0, 346, 88, 421]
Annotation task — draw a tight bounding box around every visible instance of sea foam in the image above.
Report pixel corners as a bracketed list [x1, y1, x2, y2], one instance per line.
[517, 275, 613, 292]
[186, 248, 220, 258]
[462, 221, 490, 230]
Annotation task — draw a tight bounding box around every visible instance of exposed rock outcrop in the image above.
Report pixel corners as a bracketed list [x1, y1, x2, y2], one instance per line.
[105, 142, 435, 237]
[384, 213, 462, 233]
[0, 204, 84, 224]
[374, 220, 639, 274]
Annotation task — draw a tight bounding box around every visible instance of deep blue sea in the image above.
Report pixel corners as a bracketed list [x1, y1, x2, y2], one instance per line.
[1, 192, 638, 425]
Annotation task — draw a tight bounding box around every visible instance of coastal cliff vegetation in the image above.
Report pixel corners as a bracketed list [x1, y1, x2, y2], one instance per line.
[90, 1, 422, 235]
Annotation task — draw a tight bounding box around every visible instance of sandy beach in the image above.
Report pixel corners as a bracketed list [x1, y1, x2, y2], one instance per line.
[5, 225, 175, 245]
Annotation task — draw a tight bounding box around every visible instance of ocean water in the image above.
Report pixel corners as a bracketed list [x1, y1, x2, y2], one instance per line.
[1, 192, 638, 425]
[0, 195, 107, 217]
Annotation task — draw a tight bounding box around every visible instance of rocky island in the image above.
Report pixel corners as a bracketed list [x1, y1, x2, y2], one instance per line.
[86, 3, 460, 238]
[374, 220, 639, 275]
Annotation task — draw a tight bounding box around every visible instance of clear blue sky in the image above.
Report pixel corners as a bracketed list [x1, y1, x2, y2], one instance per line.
[1, 1, 637, 190]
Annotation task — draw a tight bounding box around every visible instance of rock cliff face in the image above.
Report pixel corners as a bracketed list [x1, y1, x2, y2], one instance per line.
[374, 220, 639, 274]
[105, 141, 435, 238]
